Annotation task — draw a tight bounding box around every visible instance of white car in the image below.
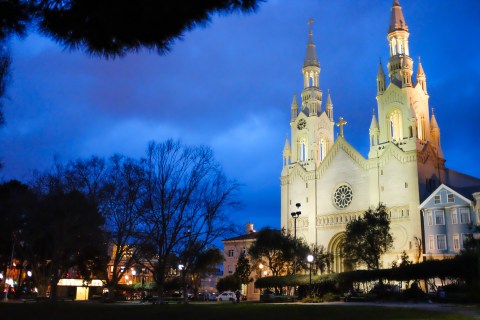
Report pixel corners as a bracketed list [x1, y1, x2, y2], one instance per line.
[217, 291, 235, 302]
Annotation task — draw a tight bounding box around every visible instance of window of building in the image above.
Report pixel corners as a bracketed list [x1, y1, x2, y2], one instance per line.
[427, 211, 433, 226]
[388, 109, 403, 141]
[434, 210, 445, 225]
[228, 250, 234, 257]
[459, 208, 471, 224]
[434, 195, 441, 204]
[462, 233, 473, 248]
[436, 234, 447, 250]
[319, 138, 327, 161]
[453, 234, 460, 251]
[447, 194, 455, 203]
[428, 235, 434, 251]
[299, 138, 307, 161]
[451, 209, 458, 224]
[228, 265, 233, 274]
[417, 114, 425, 140]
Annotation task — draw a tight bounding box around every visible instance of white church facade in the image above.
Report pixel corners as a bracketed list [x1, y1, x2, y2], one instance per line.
[280, 0, 480, 272]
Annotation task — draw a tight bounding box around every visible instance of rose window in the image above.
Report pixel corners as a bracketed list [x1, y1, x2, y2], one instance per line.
[333, 185, 353, 209]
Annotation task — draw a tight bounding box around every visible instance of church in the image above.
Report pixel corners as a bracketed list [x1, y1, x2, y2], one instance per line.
[280, 0, 480, 272]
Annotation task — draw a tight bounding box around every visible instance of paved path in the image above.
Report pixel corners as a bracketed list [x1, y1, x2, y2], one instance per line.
[318, 301, 480, 319]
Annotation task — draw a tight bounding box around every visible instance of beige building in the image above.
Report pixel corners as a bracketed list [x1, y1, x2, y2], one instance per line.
[281, 0, 480, 272]
[222, 223, 262, 300]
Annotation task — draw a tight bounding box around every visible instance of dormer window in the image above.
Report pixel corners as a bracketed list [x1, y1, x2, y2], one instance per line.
[447, 194, 455, 203]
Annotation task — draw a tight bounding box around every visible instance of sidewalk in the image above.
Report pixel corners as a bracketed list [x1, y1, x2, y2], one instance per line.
[319, 301, 480, 319]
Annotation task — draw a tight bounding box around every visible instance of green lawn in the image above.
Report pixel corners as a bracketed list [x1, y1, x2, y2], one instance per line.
[0, 302, 476, 320]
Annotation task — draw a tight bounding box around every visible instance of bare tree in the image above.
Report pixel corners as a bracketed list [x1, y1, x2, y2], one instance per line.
[139, 140, 240, 303]
[100, 155, 146, 300]
[63, 155, 147, 300]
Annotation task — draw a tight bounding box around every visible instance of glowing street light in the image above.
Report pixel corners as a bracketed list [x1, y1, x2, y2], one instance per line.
[307, 254, 314, 297]
[291, 203, 301, 274]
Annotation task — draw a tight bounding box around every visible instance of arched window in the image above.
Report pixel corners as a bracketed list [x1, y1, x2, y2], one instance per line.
[417, 114, 425, 140]
[391, 38, 397, 55]
[319, 138, 327, 161]
[388, 109, 403, 141]
[299, 138, 308, 161]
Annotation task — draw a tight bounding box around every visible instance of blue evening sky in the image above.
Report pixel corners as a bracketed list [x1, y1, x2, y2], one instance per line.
[1, 0, 479, 232]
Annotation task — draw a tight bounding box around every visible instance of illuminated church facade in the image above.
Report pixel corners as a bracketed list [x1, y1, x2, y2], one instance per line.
[280, 0, 480, 271]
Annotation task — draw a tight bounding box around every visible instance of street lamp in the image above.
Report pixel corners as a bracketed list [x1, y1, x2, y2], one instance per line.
[131, 269, 136, 285]
[307, 254, 314, 297]
[178, 264, 188, 302]
[258, 264, 263, 278]
[291, 203, 301, 274]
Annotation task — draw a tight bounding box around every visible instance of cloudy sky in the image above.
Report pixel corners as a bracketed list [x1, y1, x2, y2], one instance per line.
[1, 0, 479, 232]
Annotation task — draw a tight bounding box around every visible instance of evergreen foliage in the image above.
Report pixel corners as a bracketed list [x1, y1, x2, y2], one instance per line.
[342, 203, 393, 270]
[234, 251, 252, 285]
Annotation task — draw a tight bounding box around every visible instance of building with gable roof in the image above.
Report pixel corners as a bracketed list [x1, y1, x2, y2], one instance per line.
[420, 184, 480, 259]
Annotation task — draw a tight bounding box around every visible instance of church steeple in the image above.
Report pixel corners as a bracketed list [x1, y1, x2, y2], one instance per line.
[389, 0, 409, 33]
[325, 90, 333, 121]
[386, 0, 413, 88]
[304, 22, 320, 69]
[301, 19, 322, 116]
[291, 94, 299, 122]
[377, 61, 386, 95]
[430, 108, 444, 158]
[416, 57, 427, 93]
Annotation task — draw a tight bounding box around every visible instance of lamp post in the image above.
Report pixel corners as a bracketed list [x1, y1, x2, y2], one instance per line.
[3, 232, 16, 301]
[258, 264, 263, 278]
[307, 254, 314, 297]
[131, 269, 136, 285]
[291, 203, 301, 274]
[181, 227, 192, 303]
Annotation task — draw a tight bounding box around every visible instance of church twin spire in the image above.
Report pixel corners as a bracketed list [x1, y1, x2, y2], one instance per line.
[373, 0, 442, 160]
[285, 20, 336, 167]
[300, 19, 323, 116]
[386, 0, 413, 88]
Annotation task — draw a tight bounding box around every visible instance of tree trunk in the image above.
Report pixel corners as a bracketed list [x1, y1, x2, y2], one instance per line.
[50, 271, 59, 302]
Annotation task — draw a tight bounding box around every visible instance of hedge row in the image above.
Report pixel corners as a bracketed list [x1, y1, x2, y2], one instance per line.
[255, 255, 479, 289]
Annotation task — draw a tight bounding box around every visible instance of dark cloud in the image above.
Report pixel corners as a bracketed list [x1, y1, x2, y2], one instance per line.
[1, 0, 479, 230]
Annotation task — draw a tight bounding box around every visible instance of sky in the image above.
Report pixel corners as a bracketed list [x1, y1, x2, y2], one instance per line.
[1, 0, 480, 233]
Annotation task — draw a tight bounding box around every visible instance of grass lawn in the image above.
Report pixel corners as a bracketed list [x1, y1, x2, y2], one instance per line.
[0, 302, 476, 320]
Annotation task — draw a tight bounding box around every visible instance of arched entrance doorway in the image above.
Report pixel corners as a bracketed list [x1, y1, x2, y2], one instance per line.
[327, 232, 353, 273]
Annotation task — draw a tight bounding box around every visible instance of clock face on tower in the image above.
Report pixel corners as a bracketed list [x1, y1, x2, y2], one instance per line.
[297, 119, 306, 130]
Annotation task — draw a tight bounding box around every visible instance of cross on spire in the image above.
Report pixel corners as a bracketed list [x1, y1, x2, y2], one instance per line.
[307, 18, 314, 29]
[336, 117, 347, 137]
[307, 18, 314, 35]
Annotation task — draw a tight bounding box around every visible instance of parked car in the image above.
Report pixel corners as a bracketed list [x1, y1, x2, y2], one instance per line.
[260, 290, 275, 302]
[217, 291, 235, 302]
[196, 292, 217, 301]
